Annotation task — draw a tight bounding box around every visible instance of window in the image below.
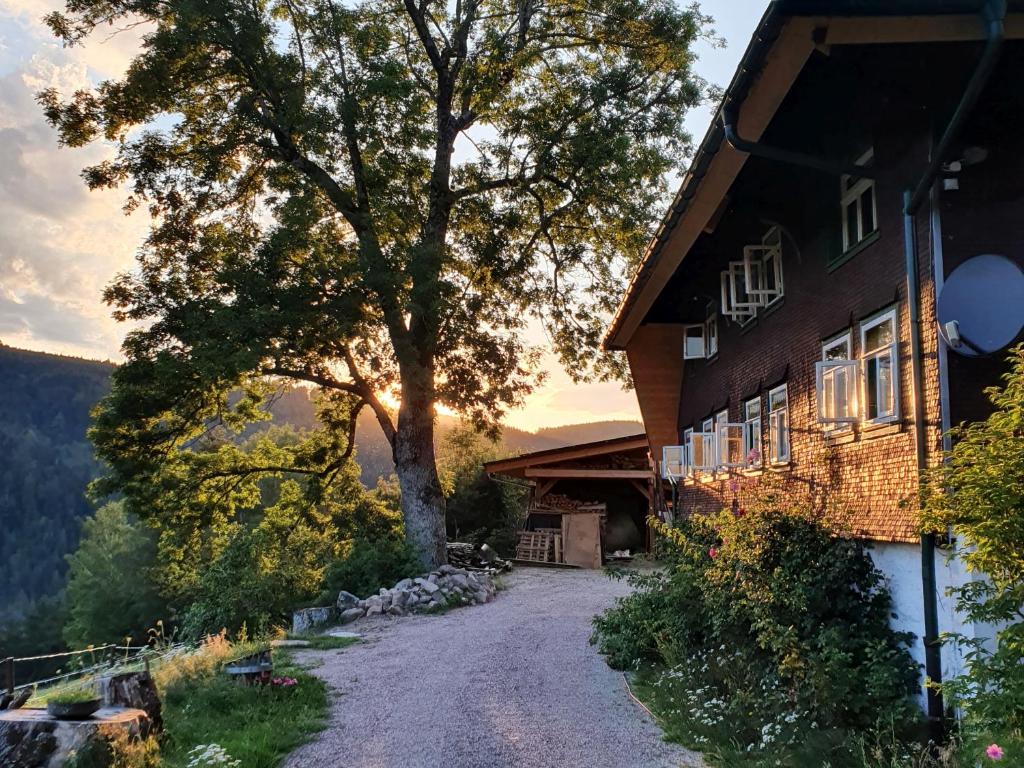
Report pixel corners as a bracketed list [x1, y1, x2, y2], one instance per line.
[816, 331, 858, 427]
[716, 409, 747, 469]
[681, 306, 718, 360]
[705, 305, 719, 358]
[768, 384, 790, 464]
[691, 420, 716, 473]
[683, 324, 706, 359]
[662, 445, 686, 481]
[743, 397, 762, 465]
[860, 308, 899, 423]
[745, 227, 784, 307]
[682, 427, 694, 478]
[723, 226, 785, 322]
[841, 149, 877, 252]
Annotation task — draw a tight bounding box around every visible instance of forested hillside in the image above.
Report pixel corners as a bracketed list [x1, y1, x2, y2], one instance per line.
[0, 343, 641, 629]
[0, 344, 114, 624]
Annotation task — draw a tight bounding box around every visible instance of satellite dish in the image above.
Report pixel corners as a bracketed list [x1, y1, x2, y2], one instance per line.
[937, 254, 1024, 357]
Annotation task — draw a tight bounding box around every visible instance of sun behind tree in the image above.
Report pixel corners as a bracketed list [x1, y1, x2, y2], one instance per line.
[41, 0, 713, 566]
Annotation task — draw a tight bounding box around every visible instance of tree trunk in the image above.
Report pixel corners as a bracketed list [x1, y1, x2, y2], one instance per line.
[394, 373, 447, 568]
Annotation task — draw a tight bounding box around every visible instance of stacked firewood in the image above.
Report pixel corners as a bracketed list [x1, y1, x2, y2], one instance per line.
[446, 542, 511, 574]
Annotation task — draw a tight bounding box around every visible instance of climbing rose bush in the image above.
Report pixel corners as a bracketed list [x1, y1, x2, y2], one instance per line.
[592, 504, 920, 761]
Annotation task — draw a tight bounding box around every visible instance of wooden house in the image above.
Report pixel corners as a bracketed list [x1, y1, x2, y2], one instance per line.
[604, 0, 1024, 715]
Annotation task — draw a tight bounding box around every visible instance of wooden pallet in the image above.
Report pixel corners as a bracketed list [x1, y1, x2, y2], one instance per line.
[516, 531, 561, 563]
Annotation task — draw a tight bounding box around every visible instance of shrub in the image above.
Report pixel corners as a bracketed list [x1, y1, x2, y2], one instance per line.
[922, 344, 1024, 762]
[317, 537, 422, 601]
[592, 505, 921, 762]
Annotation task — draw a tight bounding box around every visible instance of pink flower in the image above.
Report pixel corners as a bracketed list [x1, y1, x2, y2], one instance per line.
[708, 546, 718, 559]
[986, 744, 1004, 761]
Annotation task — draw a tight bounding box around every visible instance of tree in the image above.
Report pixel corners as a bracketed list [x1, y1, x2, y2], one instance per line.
[42, 0, 712, 566]
[63, 502, 166, 647]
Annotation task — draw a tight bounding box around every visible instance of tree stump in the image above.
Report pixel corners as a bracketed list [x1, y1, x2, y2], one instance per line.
[96, 672, 162, 735]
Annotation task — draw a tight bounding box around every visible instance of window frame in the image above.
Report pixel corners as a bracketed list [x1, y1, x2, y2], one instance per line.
[767, 384, 790, 465]
[859, 307, 900, 425]
[743, 396, 762, 466]
[816, 331, 858, 428]
[705, 304, 719, 358]
[682, 427, 694, 479]
[840, 149, 878, 253]
[682, 323, 706, 360]
[691, 420, 716, 474]
[744, 227, 785, 308]
[662, 444, 686, 481]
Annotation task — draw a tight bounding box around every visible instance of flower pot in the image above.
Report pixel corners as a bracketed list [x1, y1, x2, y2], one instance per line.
[47, 698, 102, 720]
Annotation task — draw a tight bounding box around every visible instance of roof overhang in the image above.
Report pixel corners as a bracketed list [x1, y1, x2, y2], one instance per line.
[604, 2, 1024, 351]
[483, 434, 649, 478]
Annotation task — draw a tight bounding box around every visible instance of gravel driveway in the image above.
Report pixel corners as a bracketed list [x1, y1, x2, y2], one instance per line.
[285, 566, 701, 768]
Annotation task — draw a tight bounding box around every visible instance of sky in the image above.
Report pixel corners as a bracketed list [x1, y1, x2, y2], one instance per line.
[0, 0, 765, 432]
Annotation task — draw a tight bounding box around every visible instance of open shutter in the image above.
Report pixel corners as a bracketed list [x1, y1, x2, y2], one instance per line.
[744, 244, 783, 303]
[720, 271, 757, 322]
[690, 432, 717, 472]
[716, 423, 748, 468]
[815, 360, 860, 423]
[683, 324, 706, 359]
[662, 445, 686, 481]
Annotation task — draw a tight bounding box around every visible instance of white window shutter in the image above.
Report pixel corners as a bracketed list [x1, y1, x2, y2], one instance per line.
[662, 445, 686, 481]
[716, 423, 748, 468]
[690, 432, 716, 472]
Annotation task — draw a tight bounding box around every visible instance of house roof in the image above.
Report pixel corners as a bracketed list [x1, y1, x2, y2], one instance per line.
[603, 0, 1024, 350]
[483, 433, 649, 477]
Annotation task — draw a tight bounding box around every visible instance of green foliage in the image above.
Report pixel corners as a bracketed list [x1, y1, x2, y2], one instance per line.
[159, 647, 328, 768]
[922, 344, 1024, 760]
[49, 688, 100, 704]
[43, 0, 713, 564]
[176, 454, 401, 637]
[318, 537, 422, 601]
[63, 502, 166, 647]
[592, 507, 921, 764]
[438, 425, 527, 556]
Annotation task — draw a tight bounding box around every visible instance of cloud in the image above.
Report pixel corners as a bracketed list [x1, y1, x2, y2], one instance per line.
[0, 34, 147, 360]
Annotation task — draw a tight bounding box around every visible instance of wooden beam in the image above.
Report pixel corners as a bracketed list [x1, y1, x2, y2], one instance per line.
[628, 480, 652, 501]
[524, 468, 654, 479]
[535, 479, 557, 499]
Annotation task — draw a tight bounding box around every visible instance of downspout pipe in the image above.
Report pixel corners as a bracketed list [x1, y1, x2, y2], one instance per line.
[902, 0, 1006, 732]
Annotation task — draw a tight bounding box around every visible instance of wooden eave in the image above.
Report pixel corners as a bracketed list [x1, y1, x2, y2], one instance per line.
[603, 9, 1024, 351]
[483, 434, 650, 479]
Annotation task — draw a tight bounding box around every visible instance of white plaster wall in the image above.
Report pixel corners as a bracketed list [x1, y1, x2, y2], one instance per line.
[868, 542, 997, 711]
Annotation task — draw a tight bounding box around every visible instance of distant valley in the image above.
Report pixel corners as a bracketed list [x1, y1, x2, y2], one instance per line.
[0, 343, 640, 624]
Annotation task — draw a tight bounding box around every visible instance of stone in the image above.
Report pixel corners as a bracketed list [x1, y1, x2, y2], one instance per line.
[474, 590, 489, 603]
[392, 590, 410, 609]
[336, 591, 360, 610]
[387, 605, 405, 616]
[292, 606, 334, 635]
[450, 574, 469, 590]
[426, 573, 439, 584]
[416, 579, 440, 595]
[394, 578, 413, 591]
[438, 564, 457, 575]
[326, 629, 362, 639]
[339, 608, 364, 624]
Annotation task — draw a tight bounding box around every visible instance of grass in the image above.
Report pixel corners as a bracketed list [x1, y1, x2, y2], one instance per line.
[285, 633, 360, 651]
[48, 687, 100, 704]
[158, 647, 328, 768]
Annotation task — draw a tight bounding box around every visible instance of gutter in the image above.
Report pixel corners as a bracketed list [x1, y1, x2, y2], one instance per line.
[901, 0, 1006, 731]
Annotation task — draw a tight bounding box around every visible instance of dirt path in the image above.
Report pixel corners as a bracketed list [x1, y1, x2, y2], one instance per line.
[285, 566, 700, 768]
